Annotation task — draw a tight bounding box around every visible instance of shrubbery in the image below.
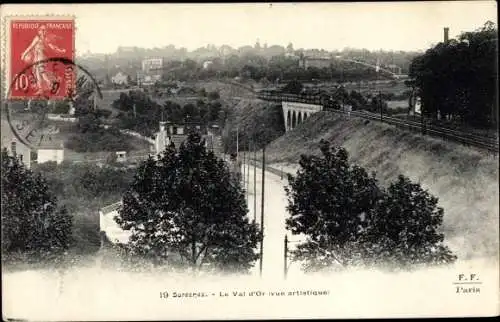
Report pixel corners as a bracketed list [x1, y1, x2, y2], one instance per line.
[65, 127, 135, 153]
[112, 90, 225, 138]
[65, 112, 137, 152]
[32, 162, 136, 255]
[222, 102, 285, 153]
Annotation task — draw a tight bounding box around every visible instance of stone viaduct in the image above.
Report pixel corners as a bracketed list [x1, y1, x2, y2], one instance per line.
[282, 101, 323, 132]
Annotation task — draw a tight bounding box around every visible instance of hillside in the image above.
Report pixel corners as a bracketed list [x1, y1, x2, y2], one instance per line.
[264, 111, 499, 261]
[221, 99, 285, 153]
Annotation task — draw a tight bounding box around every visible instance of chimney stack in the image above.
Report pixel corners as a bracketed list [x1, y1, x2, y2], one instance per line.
[159, 121, 166, 132]
[444, 27, 449, 44]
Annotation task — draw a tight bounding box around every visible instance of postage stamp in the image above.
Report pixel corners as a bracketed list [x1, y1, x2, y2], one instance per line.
[4, 16, 75, 100]
[2, 15, 101, 150]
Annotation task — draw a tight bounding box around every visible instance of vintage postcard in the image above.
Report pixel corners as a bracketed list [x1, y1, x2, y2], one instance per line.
[1, 2, 498, 320]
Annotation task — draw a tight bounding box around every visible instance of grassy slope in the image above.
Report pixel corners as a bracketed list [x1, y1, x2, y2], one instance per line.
[222, 99, 285, 152]
[265, 111, 499, 261]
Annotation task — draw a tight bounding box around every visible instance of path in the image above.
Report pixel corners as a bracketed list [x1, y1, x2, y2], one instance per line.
[241, 159, 304, 280]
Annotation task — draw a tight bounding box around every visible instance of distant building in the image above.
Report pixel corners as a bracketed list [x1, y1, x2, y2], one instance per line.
[299, 56, 333, 69]
[139, 58, 163, 86]
[387, 64, 402, 75]
[37, 134, 65, 164]
[285, 53, 300, 59]
[111, 72, 129, 85]
[154, 121, 213, 155]
[203, 60, 214, 70]
[142, 58, 163, 73]
[139, 74, 162, 86]
[1, 119, 32, 168]
[115, 151, 127, 162]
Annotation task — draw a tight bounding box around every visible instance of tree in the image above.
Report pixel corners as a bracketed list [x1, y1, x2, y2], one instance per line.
[408, 21, 497, 128]
[53, 100, 71, 114]
[285, 140, 456, 272]
[183, 103, 200, 122]
[198, 88, 207, 97]
[207, 91, 220, 100]
[1, 149, 72, 264]
[282, 80, 303, 94]
[365, 175, 457, 268]
[285, 140, 381, 271]
[114, 131, 261, 273]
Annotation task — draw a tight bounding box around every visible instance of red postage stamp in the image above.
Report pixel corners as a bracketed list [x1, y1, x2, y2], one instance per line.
[6, 17, 75, 100]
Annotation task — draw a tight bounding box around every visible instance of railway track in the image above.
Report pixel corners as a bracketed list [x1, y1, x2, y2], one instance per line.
[255, 92, 499, 153]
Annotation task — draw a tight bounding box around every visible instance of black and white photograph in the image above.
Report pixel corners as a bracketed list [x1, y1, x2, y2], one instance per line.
[1, 2, 498, 320]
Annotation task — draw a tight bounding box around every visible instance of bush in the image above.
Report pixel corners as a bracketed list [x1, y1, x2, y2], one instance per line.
[208, 91, 220, 100]
[282, 80, 304, 94]
[32, 162, 136, 255]
[95, 108, 112, 119]
[66, 126, 134, 152]
[53, 100, 71, 114]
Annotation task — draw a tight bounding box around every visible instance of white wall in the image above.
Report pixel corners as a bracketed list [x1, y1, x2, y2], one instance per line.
[282, 101, 323, 113]
[37, 149, 64, 164]
[99, 209, 132, 244]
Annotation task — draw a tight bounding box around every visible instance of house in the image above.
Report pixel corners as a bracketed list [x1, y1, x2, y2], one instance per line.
[1, 119, 32, 168]
[36, 134, 65, 164]
[138, 58, 164, 86]
[99, 201, 131, 246]
[138, 74, 161, 87]
[203, 60, 213, 70]
[142, 58, 163, 73]
[154, 121, 212, 155]
[285, 53, 300, 59]
[115, 151, 127, 162]
[111, 72, 129, 85]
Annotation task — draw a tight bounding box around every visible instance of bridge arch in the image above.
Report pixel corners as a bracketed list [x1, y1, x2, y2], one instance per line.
[281, 101, 323, 132]
[287, 110, 292, 131]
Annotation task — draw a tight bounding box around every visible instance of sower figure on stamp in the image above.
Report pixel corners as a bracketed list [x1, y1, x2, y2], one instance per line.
[21, 24, 66, 95]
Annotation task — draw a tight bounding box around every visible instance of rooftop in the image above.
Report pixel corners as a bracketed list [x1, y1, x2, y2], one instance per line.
[36, 133, 65, 150]
[100, 201, 122, 214]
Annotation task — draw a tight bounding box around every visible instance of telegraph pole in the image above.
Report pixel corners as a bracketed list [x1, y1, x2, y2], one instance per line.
[246, 142, 250, 204]
[284, 234, 289, 280]
[242, 149, 246, 186]
[259, 145, 266, 277]
[253, 140, 257, 222]
[341, 85, 345, 114]
[421, 108, 425, 135]
[379, 91, 383, 122]
[236, 127, 239, 160]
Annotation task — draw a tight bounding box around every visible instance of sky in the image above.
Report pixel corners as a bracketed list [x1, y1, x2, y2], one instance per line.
[1, 2, 497, 54]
